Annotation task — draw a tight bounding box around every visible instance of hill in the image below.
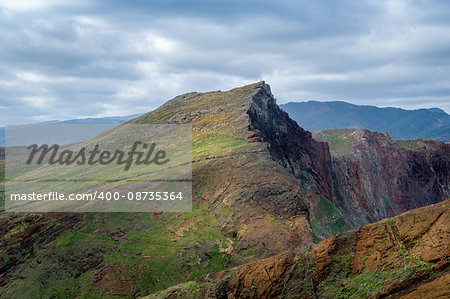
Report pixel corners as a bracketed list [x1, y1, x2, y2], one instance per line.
[280, 101, 450, 141]
[1, 82, 329, 297]
[0, 82, 448, 298]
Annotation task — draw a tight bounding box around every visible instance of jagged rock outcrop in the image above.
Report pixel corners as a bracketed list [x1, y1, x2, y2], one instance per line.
[146, 199, 450, 299]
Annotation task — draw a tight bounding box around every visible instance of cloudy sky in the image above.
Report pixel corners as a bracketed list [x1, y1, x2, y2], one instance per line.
[1, 0, 449, 126]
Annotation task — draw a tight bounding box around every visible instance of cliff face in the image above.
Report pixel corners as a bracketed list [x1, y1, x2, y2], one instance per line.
[146, 199, 450, 299]
[314, 129, 450, 226]
[247, 83, 334, 202]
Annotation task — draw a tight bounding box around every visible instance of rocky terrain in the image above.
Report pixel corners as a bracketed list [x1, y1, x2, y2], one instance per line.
[146, 199, 450, 298]
[0, 82, 448, 298]
[313, 129, 450, 227]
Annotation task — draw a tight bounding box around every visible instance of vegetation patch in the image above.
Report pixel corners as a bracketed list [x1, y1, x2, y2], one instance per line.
[310, 197, 352, 241]
[394, 140, 419, 151]
[317, 255, 434, 298]
[313, 129, 360, 156]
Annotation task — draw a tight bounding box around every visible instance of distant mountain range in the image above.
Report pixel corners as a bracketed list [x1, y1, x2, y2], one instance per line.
[280, 101, 450, 141]
[39, 114, 142, 125]
[0, 114, 141, 147]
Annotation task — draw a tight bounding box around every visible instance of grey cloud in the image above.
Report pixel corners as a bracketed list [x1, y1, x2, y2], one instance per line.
[0, 0, 449, 126]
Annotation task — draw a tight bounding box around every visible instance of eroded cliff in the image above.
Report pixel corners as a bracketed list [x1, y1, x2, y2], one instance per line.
[314, 129, 450, 226]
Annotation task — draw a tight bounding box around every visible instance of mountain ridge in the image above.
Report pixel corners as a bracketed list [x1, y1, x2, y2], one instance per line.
[280, 100, 450, 141]
[284, 100, 448, 115]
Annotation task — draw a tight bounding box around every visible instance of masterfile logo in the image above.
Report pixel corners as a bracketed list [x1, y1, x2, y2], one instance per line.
[4, 124, 192, 213]
[26, 141, 170, 171]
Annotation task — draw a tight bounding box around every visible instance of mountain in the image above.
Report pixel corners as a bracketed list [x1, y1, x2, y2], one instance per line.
[148, 199, 450, 298]
[1, 82, 328, 297]
[0, 114, 142, 146]
[280, 101, 450, 141]
[0, 82, 448, 298]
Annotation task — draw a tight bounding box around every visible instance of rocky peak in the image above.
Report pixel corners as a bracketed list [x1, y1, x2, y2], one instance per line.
[247, 82, 334, 201]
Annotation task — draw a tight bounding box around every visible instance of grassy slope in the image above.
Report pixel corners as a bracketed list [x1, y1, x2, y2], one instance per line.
[312, 129, 365, 157]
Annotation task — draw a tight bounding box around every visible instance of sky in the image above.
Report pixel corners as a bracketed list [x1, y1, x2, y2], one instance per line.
[1, 0, 450, 126]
